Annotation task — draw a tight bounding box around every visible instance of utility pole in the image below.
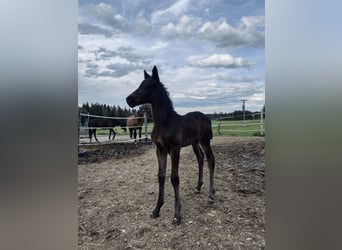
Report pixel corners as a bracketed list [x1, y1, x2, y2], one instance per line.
[240, 99, 248, 121]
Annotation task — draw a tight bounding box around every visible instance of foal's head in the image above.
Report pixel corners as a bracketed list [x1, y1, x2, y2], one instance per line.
[126, 65, 161, 108]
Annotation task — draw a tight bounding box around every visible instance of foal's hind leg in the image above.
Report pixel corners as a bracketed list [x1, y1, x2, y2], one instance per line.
[192, 144, 204, 192]
[93, 129, 99, 142]
[89, 129, 92, 142]
[129, 128, 133, 139]
[111, 129, 116, 140]
[201, 142, 216, 203]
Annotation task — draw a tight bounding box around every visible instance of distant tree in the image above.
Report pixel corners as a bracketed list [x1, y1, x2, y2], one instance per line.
[79, 102, 160, 120]
[117, 106, 123, 117]
[102, 104, 109, 117]
[111, 105, 117, 117]
[213, 112, 218, 119]
[84, 102, 90, 113]
[123, 107, 129, 117]
[91, 103, 103, 115]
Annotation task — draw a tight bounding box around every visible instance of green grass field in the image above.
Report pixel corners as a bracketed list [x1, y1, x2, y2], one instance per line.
[211, 119, 265, 136]
[88, 119, 265, 137]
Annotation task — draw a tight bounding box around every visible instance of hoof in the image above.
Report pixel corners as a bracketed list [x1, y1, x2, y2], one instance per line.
[172, 216, 181, 225]
[208, 197, 215, 204]
[196, 182, 203, 192]
[151, 211, 160, 218]
[195, 188, 201, 193]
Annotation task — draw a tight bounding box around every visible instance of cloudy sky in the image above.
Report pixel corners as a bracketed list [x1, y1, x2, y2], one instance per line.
[78, 0, 265, 114]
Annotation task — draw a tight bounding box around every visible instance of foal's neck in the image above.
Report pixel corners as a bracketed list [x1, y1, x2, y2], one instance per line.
[151, 88, 175, 127]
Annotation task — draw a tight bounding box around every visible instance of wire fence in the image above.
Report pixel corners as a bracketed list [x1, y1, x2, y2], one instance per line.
[78, 112, 149, 145]
[78, 108, 265, 145]
[213, 109, 265, 136]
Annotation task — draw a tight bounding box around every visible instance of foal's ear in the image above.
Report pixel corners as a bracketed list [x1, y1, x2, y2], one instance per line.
[144, 70, 150, 79]
[152, 65, 159, 81]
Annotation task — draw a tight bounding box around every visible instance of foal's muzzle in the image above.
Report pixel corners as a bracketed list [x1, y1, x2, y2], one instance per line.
[126, 95, 136, 108]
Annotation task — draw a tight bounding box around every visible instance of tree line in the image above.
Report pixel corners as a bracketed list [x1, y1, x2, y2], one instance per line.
[79, 102, 139, 118]
[79, 102, 153, 123]
[79, 102, 265, 123]
[206, 106, 265, 121]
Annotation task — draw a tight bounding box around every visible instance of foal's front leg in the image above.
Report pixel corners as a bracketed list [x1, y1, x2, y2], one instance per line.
[170, 147, 182, 224]
[93, 129, 99, 142]
[151, 145, 167, 218]
[133, 129, 137, 142]
[138, 128, 142, 142]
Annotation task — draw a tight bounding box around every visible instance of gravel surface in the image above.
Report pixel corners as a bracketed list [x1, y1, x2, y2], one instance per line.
[78, 136, 265, 249]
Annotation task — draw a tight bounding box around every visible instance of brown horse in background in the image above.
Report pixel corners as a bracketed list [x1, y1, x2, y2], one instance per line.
[88, 117, 126, 142]
[126, 66, 215, 225]
[126, 110, 144, 142]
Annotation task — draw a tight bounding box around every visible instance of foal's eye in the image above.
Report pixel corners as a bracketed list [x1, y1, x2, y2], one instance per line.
[142, 81, 154, 91]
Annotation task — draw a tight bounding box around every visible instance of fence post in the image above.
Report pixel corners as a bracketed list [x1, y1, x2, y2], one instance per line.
[260, 108, 264, 136]
[218, 118, 221, 135]
[144, 112, 148, 141]
[78, 109, 80, 153]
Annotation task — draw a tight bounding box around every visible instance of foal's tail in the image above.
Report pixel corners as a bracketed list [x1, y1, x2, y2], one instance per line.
[209, 120, 213, 140]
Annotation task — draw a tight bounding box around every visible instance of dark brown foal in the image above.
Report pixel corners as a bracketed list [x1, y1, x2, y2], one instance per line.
[126, 66, 215, 224]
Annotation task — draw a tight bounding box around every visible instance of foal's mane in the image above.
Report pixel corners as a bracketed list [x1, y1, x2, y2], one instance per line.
[157, 81, 175, 112]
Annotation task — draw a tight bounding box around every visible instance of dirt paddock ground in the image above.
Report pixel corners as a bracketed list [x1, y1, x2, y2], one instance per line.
[78, 136, 265, 249]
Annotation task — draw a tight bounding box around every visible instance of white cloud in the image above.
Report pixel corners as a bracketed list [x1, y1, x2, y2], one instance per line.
[187, 54, 254, 68]
[248, 92, 265, 102]
[106, 62, 145, 77]
[161, 15, 202, 38]
[198, 18, 235, 39]
[80, 3, 155, 36]
[201, 74, 262, 83]
[86, 3, 130, 31]
[159, 14, 264, 48]
[172, 93, 206, 100]
[197, 16, 264, 48]
[151, 0, 191, 23]
[132, 15, 152, 33]
[78, 23, 113, 37]
[149, 41, 169, 51]
[239, 16, 265, 30]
